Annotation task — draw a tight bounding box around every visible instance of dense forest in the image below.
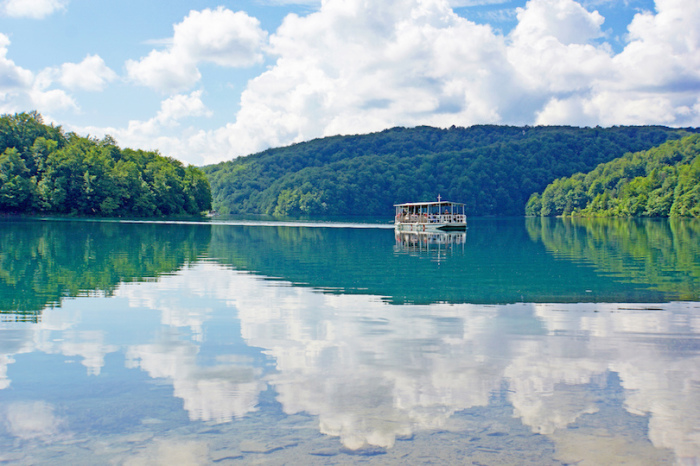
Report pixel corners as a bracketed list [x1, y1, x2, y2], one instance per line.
[526, 134, 700, 217]
[0, 112, 211, 216]
[203, 125, 697, 217]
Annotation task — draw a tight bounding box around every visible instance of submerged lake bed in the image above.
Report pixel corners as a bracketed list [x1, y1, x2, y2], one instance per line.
[0, 217, 698, 464]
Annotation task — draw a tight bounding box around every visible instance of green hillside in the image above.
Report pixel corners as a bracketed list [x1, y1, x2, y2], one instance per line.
[0, 112, 211, 217]
[526, 134, 700, 217]
[204, 125, 696, 217]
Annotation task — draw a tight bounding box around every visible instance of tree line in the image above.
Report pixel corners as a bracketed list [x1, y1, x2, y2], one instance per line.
[0, 112, 211, 216]
[203, 125, 696, 218]
[526, 134, 700, 217]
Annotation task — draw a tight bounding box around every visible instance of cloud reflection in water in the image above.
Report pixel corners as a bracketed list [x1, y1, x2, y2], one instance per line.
[0, 262, 697, 463]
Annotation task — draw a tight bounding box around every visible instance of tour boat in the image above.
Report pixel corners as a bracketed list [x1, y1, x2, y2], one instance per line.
[394, 196, 467, 232]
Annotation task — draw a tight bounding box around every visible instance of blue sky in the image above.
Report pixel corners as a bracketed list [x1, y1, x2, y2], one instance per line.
[0, 0, 696, 166]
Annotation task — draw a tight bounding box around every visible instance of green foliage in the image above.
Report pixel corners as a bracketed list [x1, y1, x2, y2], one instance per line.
[0, 111, 64, 177]
[204, 125, 695, 217]
[0, 147, 37, 211]
[0, 112, 212, 216]
[527, 134, 700, 217]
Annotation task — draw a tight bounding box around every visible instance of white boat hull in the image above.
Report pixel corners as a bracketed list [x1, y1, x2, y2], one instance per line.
[395, 222, 466, 232]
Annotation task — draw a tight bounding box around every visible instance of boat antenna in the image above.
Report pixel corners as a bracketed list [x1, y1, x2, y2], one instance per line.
[437, 194, 441, 203]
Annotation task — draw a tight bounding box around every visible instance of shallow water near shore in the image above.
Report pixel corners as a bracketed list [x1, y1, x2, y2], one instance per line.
[0, 217, 698, 464]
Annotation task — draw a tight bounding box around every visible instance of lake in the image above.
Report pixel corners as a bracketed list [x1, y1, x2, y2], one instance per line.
[0, 217, 699, 465]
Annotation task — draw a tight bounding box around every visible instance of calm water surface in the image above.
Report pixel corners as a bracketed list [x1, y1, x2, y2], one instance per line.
[0, 217, 699, 465]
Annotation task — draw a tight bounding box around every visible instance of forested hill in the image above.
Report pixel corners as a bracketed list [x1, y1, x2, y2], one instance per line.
[0, 112, 211, 216]
[526, 134, 700, 217]
[203, 125, 697, 217]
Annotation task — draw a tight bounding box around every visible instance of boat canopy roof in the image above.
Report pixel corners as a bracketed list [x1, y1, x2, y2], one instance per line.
[394, 200, 465, 207]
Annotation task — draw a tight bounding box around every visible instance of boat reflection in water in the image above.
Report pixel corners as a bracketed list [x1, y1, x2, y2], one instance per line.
[394, 231, 466, 261]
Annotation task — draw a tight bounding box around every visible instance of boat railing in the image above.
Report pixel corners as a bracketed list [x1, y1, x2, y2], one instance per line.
[396, 214, 430, 223]
[396, 213, 466, 224]
[437, 214, 467, 224]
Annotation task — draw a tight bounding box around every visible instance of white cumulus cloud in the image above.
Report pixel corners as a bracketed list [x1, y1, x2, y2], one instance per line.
[126, 7, 267, 93]
[126, 48, 202, 94]
[27, 87, 77, 113]
[511, 0, 604, 45]
[0, 33, 77, 115]
[156, 90, 212, 125]
[2, 0, 67, 19]
[533, 0, 700, 126]
[57, 54, 118, 92]
[73, 90, 213, 164]
[173, 7, 267, 67]
[205, 0, 527, 159]
[0, 33, 34, 97]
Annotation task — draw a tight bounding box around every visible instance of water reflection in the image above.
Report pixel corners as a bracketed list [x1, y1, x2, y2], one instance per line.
[232, 271, 700, 461]
[125, 438, 209, 466]
[0, 219, 210, 319]
[527, 217, 700, 300]
[394, 231, 466, 261]
[4, 401, 67, 441]
[126, 337, 264, 423]
[208, 221, 670, 304]
[0, 306, 117, 389]
[119, 262, 268, 424]
[2, 218, 697, 314]
[0, 218, 699, 464]
[1, 262, 688, 462]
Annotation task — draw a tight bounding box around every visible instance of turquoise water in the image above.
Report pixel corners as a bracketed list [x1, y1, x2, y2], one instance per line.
[0, 217, 698, 464]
